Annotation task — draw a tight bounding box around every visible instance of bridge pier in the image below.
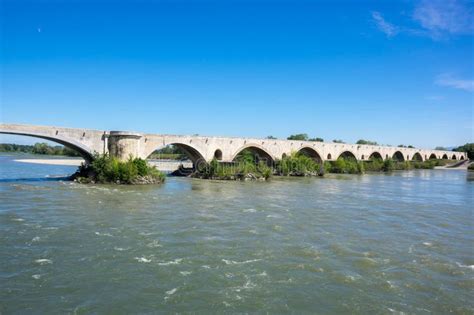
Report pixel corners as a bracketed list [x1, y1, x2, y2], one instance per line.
[107, 131, 143, 161]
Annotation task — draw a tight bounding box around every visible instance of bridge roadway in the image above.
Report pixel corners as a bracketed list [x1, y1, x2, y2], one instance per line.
[0, 123, 467, 164]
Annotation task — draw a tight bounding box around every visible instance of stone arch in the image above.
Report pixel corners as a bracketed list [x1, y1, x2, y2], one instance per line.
[412, 152, 423, 161]
[369, 152, 383, 160]
[147, 143, 206, 165]
[297, 147, 322, 163]
[214, 149, 223, 160]
[460, 156, 464, 160]
[231, 144, 274, 165]
[337, 151, 357, 160]
[442, 154, 448, 159]
[451, 154, 457, 160]
[0, 130, 94, 162]
[392, 151, 405, 162]
[429, 153, 437, 160]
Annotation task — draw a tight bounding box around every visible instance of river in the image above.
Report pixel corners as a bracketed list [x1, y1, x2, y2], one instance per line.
[1, 154, 473, 313]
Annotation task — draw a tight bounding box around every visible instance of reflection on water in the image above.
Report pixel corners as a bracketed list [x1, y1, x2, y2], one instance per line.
[0, 155, 473, 313]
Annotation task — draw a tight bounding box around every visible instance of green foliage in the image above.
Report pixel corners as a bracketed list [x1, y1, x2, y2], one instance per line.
[468, 163, 474, 171]
[266, 135, 277, 139]
[287, 133, 309, 141]
[197, 151, 272, 180]
[149, 145, 186, 160]
[356, 139, 378, 145]
[275, 152, 321, 176]
[332, 139, 345, 143]
[382, 158, 394, 172]
[435, 146, 447, 150]
[78, 154, 165, 184]
[328, 157, 362, 174]
[452, 143, 474, 160]
[309, 137, 324, 142]
[0, 142, 80, 156]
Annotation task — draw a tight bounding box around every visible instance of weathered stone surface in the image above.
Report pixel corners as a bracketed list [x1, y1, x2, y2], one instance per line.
[0, 123, 467, 164]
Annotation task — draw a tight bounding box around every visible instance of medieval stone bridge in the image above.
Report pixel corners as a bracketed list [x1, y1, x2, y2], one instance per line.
[0, 123, 467, 165]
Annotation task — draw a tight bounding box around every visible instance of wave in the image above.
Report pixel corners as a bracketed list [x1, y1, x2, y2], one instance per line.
[222, 258, 262, 265]
[158, 258, 183, 266]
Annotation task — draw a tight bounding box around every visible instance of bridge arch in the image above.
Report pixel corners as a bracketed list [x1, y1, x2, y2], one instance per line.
[231, 144, 274, 165]
[297, 147, 322, 163]
[338, 151, 357, 160]
[428, 153, 437, 160]
[412, 152, 423, 161]
[392, 151, 405, 162]
[451, 154, 457, 160]
[442, 154, 448, 159]
[214, 149, 223, 160]
[147, 143, 206, 165]
[0, 130, 94, 162]
[369, 152, 383, 160]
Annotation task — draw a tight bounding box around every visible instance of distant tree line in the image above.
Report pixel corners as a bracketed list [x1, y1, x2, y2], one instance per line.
[0, 143, 80, 156]
[452, 143, 474, 160]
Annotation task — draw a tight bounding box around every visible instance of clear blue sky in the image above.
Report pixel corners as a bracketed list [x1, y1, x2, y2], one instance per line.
[1, 0, 473, 148]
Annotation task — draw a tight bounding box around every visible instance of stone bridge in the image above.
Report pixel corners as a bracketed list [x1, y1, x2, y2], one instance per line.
[0, 123, 467, 165]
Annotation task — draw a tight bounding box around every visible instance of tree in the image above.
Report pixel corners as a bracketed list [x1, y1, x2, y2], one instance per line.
[266, 136, 277, 139]
[287, 133, 308, 141]
[453, 143, 474, 159]
[309, 137, 324, 142]
[333, 139, 345, 143]
[434, 146, 447, 150]
[356, 139, 378, 145]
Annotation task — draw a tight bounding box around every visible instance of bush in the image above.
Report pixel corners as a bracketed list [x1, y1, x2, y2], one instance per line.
[74, 154, 165, 184]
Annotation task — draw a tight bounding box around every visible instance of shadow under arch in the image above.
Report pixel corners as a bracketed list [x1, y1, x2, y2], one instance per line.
[428, 153, 437, 160]
[392, 151, 405, 162]
[412, 152, 423, 161]
[369, 151, 383, 160]
[147, 143, 206, 166]
[231, 144, 274, 165]
[0, 130, 94, 162]
[337, 151, 357, 160]
[442, 154, 448, 159]
[451, 154, 457, 160]
[297, 147, 322, 163]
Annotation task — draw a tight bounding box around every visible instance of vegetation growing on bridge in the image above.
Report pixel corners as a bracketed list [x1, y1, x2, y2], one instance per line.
[0, 142, 80, 156]
[72, 154, 165, 184]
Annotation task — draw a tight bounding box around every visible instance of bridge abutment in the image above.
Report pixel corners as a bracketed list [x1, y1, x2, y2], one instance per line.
[107, 131, 143, 161]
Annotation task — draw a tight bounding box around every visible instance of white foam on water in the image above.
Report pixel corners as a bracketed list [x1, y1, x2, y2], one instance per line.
[158, 258, 183, 266]
[266, 214, 283, 219]
[135, 257, 152, 263]
[12, 218, 25, 222]
[35, 259, 52, 265]
[408, 245, 414, 253]
[422, 242, 433, 247]
[223, 301, 232, 307]
[180, 271, 192, 276]
[257, 271, 267, 277]
[164, 287, 178, 300]
[243, 208, 256, 213]
[31, 236, 40, 242]
[146, 240, 162, 248]
[114, 247, 129, 251]
[43, 227, 58, 230]
[94, 232, 113, 237]
[456, 262, 474, 270]
[32, 274, 41, 280]
[222, 258, 262, 265]
[202, 265, 211, 269]
[166, 287, 178, 295]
